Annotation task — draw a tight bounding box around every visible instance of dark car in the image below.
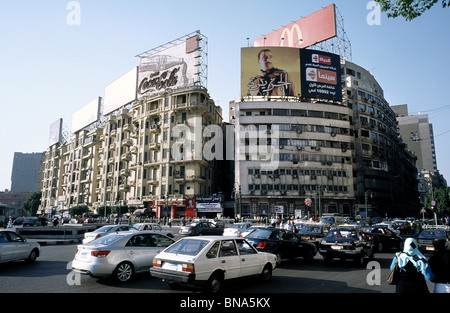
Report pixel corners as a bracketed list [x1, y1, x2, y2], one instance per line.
[318, 228, 374, 265]
[416, 228, 450, 255]
[296, 224, 327, 248]
[360, 226, 404, 252]
[179, 221, 224, 236]
[22, 217, 47, 227]
[245, 228, 316, 265]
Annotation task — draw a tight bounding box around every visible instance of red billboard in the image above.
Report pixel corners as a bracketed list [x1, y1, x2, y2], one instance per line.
[254, 4, 336, 49]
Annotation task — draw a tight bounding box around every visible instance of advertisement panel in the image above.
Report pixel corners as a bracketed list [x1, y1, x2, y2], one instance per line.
[300, 49, 342, 101]
[48, 118, 62, 146]
[137, 35, 200, 98]
[103, 66, 138, 116]
[71, 97, 101, 133]
[241, 47, 301, 97]
[254, 4, 336, 49]
[241, 47, 341, 101]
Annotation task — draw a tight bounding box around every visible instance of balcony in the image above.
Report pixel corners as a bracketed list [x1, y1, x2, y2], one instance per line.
[121, 153, 131, 162]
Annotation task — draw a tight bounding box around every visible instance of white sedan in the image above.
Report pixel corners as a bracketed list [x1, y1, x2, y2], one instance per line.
[133, 223, 175, 238]
[72, 231, 175, 282]
[82, 225, 137, 244]
[222, 222, 254, 236]
[150, 236, 277, 292]
[0, 230, 40, 264]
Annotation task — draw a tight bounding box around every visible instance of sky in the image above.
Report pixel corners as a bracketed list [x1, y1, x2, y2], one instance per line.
[1, 0, 449, 191]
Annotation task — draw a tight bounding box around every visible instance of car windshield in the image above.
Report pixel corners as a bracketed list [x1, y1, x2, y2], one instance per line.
[90, 234, 124, 245]
[165, 239, 209, 256]
[94, 226, 115, 233]
[246, 229, 273, 239]
[325, 230, 358, 240]
[299, 226, 322, 233]
[418, 230, 446, 239]
[231, 223, 247, 229]
[320, 217, 334, 223]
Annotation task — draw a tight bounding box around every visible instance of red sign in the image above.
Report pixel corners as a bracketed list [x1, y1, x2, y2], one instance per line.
[254, 4, 336, 49]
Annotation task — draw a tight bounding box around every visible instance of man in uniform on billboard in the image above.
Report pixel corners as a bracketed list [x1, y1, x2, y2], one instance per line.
[248, 49, 293, 97]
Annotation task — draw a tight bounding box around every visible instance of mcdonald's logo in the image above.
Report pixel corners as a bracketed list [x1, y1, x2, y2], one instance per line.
[280, 23, 303, 47]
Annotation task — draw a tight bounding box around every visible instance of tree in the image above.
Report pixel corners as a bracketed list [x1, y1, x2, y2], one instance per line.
[21, 192, 42, 216]
[68, 205, 89, 217]
[375, 0, 449, 21]
[424, 187, 450, 216]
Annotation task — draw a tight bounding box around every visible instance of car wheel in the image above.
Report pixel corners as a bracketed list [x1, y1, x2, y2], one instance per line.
[26, 249, 39, 263]
[377, 241, 384, 253]
[206, 272, 223, 293]
[114, 262, 134, 283]
[260, 264, 272, 282]
[275, 253, 282, 266]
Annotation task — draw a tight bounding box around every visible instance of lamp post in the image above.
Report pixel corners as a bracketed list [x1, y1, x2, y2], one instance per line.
[232, 183, 241, 221]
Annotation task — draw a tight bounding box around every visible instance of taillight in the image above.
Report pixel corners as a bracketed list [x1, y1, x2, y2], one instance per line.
[182, 264, 195, 273]
[343, 245, 354, 250]
[256, 241, 266, 249]
[95, 234, 101, 239]
[153, 259, 162, 268]
[91, 250, 111, 257]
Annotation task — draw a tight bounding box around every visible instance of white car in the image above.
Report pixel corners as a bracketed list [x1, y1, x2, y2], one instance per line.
[82, 225, 137, 244]
[72, 231, 175, 282]
[150, 236, 277, 292]
[0, 230, 40, 264]
[222, 222, 254, 237]
[132, 223, 175, 238]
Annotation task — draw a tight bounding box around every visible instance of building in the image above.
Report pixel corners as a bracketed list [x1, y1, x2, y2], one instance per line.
[10, 152, 44, 193]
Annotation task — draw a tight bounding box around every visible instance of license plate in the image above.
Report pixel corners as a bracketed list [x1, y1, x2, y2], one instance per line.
[162, 262, 178, 271]
[426, 246, 435, 251]
[77, 251, 88, 260]
[332, 245, 343, 250]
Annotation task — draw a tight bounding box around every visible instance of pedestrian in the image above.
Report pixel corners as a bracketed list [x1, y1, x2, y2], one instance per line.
[389, 237, 434, 293]
[428, 238, 450, 293]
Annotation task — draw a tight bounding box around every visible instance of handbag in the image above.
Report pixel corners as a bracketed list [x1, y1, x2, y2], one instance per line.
[387, 257, 400, 285]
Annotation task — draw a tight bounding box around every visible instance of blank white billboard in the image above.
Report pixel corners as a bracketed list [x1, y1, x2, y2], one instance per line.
[103, 66, 138, 116]
[48, 118, 63, 146]
[71, 97, 101, 133]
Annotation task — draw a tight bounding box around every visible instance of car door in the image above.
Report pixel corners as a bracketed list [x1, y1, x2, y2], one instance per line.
[235, 239, 262, 276]
[0, 232, 16, 262]
[218, 239, 241, 279]
[124, 234, 171, 273]
[7, 232, 31, 260]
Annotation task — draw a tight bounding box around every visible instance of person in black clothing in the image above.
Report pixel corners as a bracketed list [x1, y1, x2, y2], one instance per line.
[390, 238, 435, 293]
[428, 238, 450, 293]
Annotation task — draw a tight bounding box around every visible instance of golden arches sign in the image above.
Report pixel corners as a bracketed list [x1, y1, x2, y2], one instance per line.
[280, 23, 303, 48]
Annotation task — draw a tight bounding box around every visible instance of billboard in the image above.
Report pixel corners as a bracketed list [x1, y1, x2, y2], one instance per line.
[48, 118, 62, 146]
[241, 47, 301, 97]
[241, 47, 341, 101]
[254, 4, 336, 49]
[71, 97, 101, 133]
[103, 66, 138, 116]
[137, 34, 201, 98]
[300, 49, 342, 101]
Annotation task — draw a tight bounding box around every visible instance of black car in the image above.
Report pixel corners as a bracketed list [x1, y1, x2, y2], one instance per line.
[296, 224, 327, 248]
[416, 228, 450, 255]
[178, 221, 224, 236]
[360, 226, 404, 252]
[245, 228, 317, 265]
[318, 227, 374, 265]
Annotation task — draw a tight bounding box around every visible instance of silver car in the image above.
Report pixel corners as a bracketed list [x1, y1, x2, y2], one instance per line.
[82, 224, 137, 244]
[72, 231, 175, 282]
[0, 230, 40, 264]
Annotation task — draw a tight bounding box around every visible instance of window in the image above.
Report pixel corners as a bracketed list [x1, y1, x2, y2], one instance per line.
[219, 240, 238, 257]
[236, 239, 257, 255]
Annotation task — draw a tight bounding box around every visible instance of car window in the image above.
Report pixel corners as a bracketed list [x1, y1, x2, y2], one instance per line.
[8, 232, 24, 243]
[127, 234, 152, 247]
[219, 240, 237, 257]
[92, 234, 123, 245]
[165, 239, 209, 256]
[149, 234, 173, 247]
[206, 242, 220, 259]
[0, 232, 10, 243]
[236, 239, 257, 255]
[248, 229, 272, 239]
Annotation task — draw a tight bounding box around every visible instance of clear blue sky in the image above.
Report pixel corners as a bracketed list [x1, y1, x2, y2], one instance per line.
[1, 0, 449, 191]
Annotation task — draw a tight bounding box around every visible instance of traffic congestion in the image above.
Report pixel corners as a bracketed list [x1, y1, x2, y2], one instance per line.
[1, 214, 449, 293]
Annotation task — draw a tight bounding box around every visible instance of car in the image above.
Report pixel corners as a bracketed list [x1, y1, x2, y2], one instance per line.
[239, 224, 274, 237]
[244, 228, 317, 265]
[0, 230, 40, 264]
[179, 221, 224, 236]
[72, 231, 175, 282]
[150, 236, 277, 292]
[374, 222, 401, 235]
[223, 222, 254, 237]
[318, 227, 374, 265]
[82, 225, 138, 244]
[416, 227, 450, 254]
[133, 223, 175, 238]
[392, 220, 411, 235]
[296, 223, 327, 248]
[360, 226, 404, 252]
[22, 217, 47, 227]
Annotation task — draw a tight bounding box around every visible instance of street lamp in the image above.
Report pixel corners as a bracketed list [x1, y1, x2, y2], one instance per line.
[232, 183, 241, 221]
[364, 190, 373, 219]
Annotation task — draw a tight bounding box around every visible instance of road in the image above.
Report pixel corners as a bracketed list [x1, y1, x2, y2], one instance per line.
[1, 242, 434, 294]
